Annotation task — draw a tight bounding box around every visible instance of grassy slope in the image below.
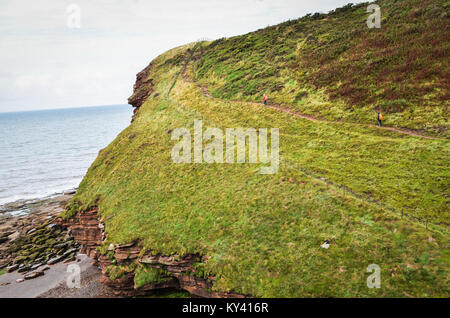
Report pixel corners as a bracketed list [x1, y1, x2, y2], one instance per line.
[194, 0, 449, 137]
[66, 1, 449, 297]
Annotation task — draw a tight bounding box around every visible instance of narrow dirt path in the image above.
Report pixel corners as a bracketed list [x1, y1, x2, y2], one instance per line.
[181, 66, 443, 140]
[179, 56, 448, 231]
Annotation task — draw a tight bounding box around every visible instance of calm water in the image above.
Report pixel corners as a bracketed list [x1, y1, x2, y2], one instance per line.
[0, 105, 131, 205]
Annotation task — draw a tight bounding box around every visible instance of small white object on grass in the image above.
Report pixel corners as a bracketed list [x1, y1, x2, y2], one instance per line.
[320, 240, 330, 249]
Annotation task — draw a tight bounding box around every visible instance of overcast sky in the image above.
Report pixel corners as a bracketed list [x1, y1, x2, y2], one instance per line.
[0, 0, 366, 112]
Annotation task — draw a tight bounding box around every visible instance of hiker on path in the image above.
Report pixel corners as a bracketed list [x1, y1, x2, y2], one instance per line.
[377, 112, 383, 127]
[263, 94, 268, 105]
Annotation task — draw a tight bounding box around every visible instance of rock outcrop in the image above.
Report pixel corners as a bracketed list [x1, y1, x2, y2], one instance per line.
[0, 195, 79, 279]
[60, 208, 103, 260]
[128, 63, 155, 122]
[61, 208, 245, 298]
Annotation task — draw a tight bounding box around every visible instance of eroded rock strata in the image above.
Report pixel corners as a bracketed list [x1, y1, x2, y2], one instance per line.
[60, 208, 245, 298]
[128, 62, 155, 122]
[0, 195, 79, 279]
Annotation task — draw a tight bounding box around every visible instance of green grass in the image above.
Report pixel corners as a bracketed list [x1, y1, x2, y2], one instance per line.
[193, 0, 449, 137]
[0, 268, 5, 276]
[65, 1, 449, 297]
[134, 265, 170, 289]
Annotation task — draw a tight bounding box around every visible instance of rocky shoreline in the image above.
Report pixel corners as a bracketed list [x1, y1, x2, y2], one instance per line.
[0, 194, 242, 298]
[62, 208, 245, 298]
[0, 193, 79, 282]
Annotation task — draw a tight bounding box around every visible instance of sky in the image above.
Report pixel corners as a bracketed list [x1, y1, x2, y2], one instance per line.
[0, 0, 367, 112]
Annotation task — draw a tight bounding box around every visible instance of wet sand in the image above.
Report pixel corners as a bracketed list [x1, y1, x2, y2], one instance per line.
[0, 254, 115, 298]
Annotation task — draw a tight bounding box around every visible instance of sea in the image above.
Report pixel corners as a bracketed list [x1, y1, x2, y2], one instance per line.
[0, 105, 131, 206]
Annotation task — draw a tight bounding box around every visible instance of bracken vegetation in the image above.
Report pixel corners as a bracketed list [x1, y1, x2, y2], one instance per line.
[65, 0, 449, 297]
[194, 0, 449, 137]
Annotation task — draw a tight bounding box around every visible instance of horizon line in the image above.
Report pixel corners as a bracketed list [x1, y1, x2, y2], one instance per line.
[0, 103, 131, 114]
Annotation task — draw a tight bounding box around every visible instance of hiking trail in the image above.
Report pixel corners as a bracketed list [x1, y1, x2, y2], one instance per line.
[181, 61, 442, 140]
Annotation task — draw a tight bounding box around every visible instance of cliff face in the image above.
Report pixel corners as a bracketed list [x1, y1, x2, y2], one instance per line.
[63, 0, 449, 298]
[60, 209, 244, 297]
[127, 63, 155, 121]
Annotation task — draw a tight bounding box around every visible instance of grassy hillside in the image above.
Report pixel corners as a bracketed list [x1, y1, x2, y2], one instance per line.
[66, 0, 449, 297]
[193, 0, 449, 137]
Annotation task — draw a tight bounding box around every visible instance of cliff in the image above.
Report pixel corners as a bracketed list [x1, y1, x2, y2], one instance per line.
[128, 63, 155, 122]
[64, 0, 449, 297]
[60, 209, 244, 297]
